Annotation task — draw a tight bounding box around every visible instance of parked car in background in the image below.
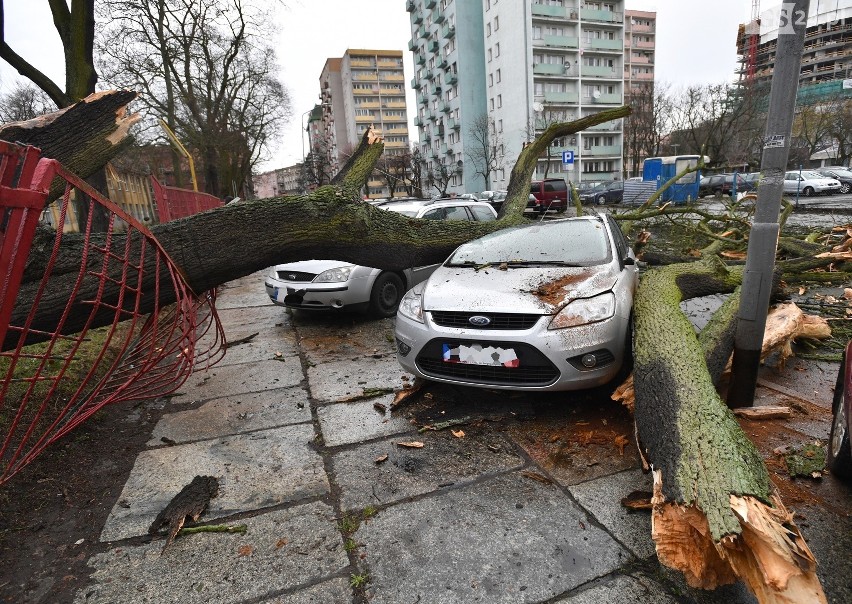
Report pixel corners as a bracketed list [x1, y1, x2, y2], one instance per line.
[581, 180, 624, 205]
[529, 178, 569, 213]
[814, 167, 852, 194]
[783, 171, 842, 196]
[265, 199, 497, 317]
[699, 174, 728, 197]
[722, 173, 753, 195]
[395, 214, 638, 391]
[828, 340, 852, 481]
[480, 189, 508, 213]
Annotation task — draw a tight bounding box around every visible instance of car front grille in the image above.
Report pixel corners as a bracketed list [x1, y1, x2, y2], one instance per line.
[415, 339, 559, 387]
[429, 311, 542, 330]
[276, 270, 316, 282]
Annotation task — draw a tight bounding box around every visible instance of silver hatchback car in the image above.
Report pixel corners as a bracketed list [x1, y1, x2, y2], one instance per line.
[264, 200, 497, 317]
[395, 214, 638, 391]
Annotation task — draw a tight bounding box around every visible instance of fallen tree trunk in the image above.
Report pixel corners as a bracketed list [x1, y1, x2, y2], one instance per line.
[632, 259, 826, 603]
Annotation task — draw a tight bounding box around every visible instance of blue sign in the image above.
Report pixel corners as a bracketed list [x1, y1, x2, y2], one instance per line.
[561, 150, 575, 165]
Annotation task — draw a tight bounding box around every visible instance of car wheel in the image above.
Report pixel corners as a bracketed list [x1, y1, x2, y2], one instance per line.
[369, 272, 404, 318]
[828, 354, 852, 480]
[840, 183, 850, 194]
[801, 186, 814, 197]
[596, 194, 607, 205]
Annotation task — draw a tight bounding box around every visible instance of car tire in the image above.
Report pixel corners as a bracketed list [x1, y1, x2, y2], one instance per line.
[596, 194, 607, 206]
[801, 186, 814, 197]
[828, 353, 852, 480]
[840, 183, 851, 195]
[369, 272, 404, 318]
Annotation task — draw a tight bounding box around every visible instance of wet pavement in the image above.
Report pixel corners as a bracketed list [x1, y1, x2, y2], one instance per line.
[72, 273, 852, 604]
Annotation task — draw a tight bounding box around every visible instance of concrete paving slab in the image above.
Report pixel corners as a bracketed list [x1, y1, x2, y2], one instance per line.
[317, 395, 414, 447]
[213, 333, 299, 368]
[331, 431, 524, 511]
[293, 313, 396, 364]
[148, 387, 311, 446]
[258, 577, 352, 604]
[176, 358, 302, 402]
[357, 472, 629, 604]
[568, 469, 656, 559]
[76, 502, 347, 604]
[553, 573, 677, 603]
[307, 356, 413, 404]
[214, 274, 271, 310]
[100, 424, 327, 542]
[795, 504, 852, 604]
[215, 304, 291, 331]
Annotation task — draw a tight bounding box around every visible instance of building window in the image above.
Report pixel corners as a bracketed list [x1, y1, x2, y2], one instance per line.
[489, 73, 493, 87]
[488, 48, 492, 62]
[487, 23, 491, 36]
[498, 119, 503, 132]
[495, 43, 500, 57]
[494, 16, 499, 31]
[489, 98, 495, 110]
[497, 94, 502, 108]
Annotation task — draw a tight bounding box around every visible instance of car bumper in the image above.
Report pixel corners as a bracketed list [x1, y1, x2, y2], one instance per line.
[265, 275, 372, 311]
[394, 311, 629, 392]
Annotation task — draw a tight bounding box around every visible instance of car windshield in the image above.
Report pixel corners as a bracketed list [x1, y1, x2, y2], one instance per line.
[446, 220, 611, 267]
[828, 169, 852, 178]
[802, 171, 826, 179]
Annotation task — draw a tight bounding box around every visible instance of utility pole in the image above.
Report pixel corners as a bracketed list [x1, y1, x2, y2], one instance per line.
[728, 0, 811, 407]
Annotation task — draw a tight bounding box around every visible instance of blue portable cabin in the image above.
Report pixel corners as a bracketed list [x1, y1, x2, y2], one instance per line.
[642, 155, 704, 204]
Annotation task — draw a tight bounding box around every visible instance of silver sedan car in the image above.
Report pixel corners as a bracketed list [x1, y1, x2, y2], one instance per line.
[264, 200, 497, 317]
[395, 214, 638, 391]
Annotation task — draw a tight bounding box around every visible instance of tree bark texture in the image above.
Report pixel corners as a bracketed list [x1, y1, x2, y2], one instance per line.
[0, 90, 138, 201]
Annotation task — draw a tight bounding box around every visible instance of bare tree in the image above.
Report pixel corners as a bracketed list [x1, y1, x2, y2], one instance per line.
[0, 83, 56, 122]
[466, 114, 505, 189]
[97, 0, 290, 197]
[299, 137, 336, 192]
[426, 158, 458, 198]
[402, 145, 424, 197]
[825, 95, 852, 167]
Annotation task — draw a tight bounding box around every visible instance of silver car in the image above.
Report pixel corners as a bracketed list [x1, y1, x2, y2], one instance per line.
[395, 214, 638, 391]
[264, 200, 497, 317]
[783, 171, 841, 196]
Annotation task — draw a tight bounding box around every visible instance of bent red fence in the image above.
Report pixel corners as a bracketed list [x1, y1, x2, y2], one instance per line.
[0, 142, 225, 485]
[151, 176, 222, 222]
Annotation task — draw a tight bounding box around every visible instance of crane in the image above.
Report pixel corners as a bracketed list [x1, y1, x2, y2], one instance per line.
[745, 0, 761, 85]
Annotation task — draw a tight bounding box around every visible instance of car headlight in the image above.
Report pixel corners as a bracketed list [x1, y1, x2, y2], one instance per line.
[398, 286, 424, 323]
[548, 292, 615, 330]
[313, 266, 353, 283]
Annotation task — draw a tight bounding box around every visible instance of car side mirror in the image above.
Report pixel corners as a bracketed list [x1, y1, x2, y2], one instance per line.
[623, 257, 636, 266]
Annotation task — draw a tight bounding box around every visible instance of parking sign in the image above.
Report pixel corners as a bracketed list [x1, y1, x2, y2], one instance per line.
[561, 150, 574, 165]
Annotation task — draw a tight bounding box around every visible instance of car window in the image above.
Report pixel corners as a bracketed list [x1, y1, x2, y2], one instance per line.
[421, 208, 446, 220]
[530, 184, 538, 194]
[446, 219, 611, 267]
[444, 205, 471, 221]
[611, 182, 623, 191]
[784, 173, 798, 180]
[544, 180, 567, 192]
[469, 205, 496, 222]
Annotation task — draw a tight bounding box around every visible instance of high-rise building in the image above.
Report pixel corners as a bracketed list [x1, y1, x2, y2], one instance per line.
[736, 1, 852, 103]
[408, 0, 626, 195]
[623, 9, 656, 177]
[316, 49, 411, 197]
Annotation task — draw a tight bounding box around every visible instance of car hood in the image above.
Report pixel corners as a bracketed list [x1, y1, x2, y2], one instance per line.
[805, 177, 840, 185]
[423, 264, 619, 315]
[272, 259, 355, 272]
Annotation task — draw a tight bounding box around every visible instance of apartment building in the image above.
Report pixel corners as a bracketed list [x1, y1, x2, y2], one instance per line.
[407, 0, 486, 195]
[253, 164, 304, 198]
[736, 1, 852, 103]
[316, 49, 411, 197]
[408, 0, 625, 194]
[624, 9, 656, 176]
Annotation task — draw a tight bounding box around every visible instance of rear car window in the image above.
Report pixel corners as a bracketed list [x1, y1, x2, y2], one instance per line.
[544, 180, 567, 192]
[469, 205, 496, 222]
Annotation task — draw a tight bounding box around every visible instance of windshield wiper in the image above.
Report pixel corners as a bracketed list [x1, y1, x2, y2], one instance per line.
[502, 260, 586, 267]
[446, 261, 493, 271]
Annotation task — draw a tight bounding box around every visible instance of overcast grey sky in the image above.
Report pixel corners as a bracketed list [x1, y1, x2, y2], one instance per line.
[1, 0, 754, 171]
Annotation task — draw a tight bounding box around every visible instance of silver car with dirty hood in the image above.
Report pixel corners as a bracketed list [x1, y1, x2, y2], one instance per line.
[395, 215, 638, 391]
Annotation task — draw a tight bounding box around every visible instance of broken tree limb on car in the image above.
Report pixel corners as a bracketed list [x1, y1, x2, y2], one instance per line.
[631, 259, 826, 603]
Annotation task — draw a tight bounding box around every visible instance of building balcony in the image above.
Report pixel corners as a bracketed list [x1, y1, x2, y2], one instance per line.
[437, 57, 448, 70]
[425, 0, 436, 8]
[429, 112, 439, 122]
[629, 23, 655, 34]
[378, 59, 403, 69]
[353, 73, 378, 81]
[442, 23, 455, 38]
[382, 101, 407, 108]
[416, 54, 426, 65]
[406, 0, 415, 12]
[583, 38, 623, 52]
[350, 59, 375, 68]
[353, 87, 379, 95]
[355, 115, 376, 123]
[413, 12, 423, 24]
[358, 101, 381, 108]
[380, 73, 405, 81]
[408, 39, 417, 51]
[532, 4, 569, 19]
[418, 94, 428, 105]
[581, 8, 623, 24]
[414, 117, 424, 126]
[628, 54, 653, 65]
[386, 140, 408, 148]
[423, 69, 434, 80]
[412, 78, 421, 89]
[542, 91, 579, 104]
[533, 63, 567, 76]
[633, 39, 655, 49]
[543, 35, 579, 49]
[417, 25, 427, 38]
[586, 93, 622, 104]
[584, 145, 621, 156]
[433, 10, 445, 23]
[587, 120, 622, 131]
[441, 143, 449, 155]
[427, 40, 439, 53]
[448, 118, 460, 130]
[446, 73, 458, 85]
[582, 65, 619, 78]
[628, 71, 654, 81]
[440, 102, 451, 113]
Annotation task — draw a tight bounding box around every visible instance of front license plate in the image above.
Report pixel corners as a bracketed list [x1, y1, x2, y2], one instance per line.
[442, 343, 519, 368]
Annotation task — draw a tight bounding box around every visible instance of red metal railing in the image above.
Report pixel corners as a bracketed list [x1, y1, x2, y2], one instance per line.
[0, 142, 225, 485]
[151, 176, 222, 222]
